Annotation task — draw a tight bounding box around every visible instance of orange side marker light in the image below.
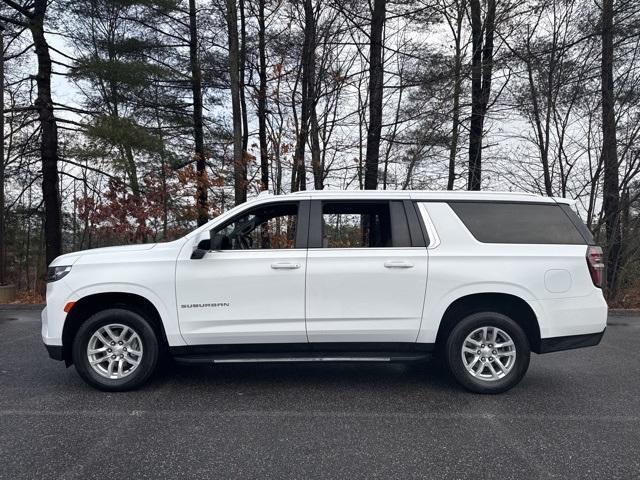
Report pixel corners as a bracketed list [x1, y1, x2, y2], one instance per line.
[63, 302, 75, 313]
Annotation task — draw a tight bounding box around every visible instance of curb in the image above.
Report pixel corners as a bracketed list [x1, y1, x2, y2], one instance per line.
[609, 309, 640, 317]
[0, 304, 45, 311]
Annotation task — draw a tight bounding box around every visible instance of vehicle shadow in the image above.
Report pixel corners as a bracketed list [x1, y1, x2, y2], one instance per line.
[149, 355, 461, 394]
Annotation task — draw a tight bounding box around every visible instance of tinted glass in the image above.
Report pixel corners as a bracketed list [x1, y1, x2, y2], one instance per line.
[322, 202, 392, 248]
[214, 203, 298, 249]
[448, 202, 587, 244]
[559, 204, 595, 244]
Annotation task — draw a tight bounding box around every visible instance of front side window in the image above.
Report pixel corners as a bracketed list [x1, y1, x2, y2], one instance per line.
[213, 203, 298, 250]
[322, 202, 392, 248]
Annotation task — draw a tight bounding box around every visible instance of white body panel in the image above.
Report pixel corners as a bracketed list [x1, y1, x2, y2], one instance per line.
[42, 240, 188, 347]
[42, 190, 607, 356]
[175, 248, 307, 344]
[305, 248, 427, 342]
[415, 202, 607, 343]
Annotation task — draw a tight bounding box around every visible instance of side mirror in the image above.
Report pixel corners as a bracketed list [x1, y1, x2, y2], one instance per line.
[190, 237, 211, 260]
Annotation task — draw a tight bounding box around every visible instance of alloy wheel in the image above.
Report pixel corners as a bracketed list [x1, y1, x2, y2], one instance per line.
[86, 323, 144, 379]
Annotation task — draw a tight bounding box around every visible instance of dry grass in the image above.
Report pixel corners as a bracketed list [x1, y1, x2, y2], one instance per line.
[11, 289, 45, 305]
[612, 285, 640, 309]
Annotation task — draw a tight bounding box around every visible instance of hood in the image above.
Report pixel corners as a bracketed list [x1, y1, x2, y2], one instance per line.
[49, 243, 157, 267]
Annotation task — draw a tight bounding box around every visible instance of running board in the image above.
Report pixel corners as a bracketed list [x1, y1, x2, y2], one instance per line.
[173, 352, 429, 365]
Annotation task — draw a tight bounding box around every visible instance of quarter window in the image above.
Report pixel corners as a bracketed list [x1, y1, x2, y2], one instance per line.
[448, 201, 588, 245]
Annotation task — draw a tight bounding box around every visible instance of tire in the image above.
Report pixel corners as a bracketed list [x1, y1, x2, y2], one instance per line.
[445, 312, 530, 394]
[72, 308, 159, 391]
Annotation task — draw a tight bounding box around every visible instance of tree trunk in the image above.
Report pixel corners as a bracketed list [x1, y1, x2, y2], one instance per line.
[307, 1, 322, 190]
[525, 54, 552, 196]
[364, 0, 386, 190]
[310, 107, 322, 190]
[226, 0, 246, 205]
[447, 0, 465, 190]
[292, 0, 317, 193]
[0, 25, 5, 284]
[189, 0, 208, 225]
[601, 0, 621, 296]
[257, 0, 269, 192]
[123, 144, 140, 197]
[239, 0, 249, 154]
[467, 0, 495, 191]
[30, 1, 62, 266]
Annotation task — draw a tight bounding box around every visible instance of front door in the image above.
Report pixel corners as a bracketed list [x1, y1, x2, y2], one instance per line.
[305, 200, 429, 343]
[176, 201, 309, 345]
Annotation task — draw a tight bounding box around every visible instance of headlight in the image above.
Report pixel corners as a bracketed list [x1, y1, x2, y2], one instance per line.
[46, 265, 72, 282]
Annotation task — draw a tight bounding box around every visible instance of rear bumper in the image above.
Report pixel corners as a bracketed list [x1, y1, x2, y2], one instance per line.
[538, 328, 605, 354]
[537, 291, 608, 339]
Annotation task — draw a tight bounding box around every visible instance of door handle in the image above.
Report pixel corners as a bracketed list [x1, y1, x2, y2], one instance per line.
[384, 261, 414, 269]
[271, 262, 301, 270]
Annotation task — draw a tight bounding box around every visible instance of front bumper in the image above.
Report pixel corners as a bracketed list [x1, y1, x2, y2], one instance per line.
[538, 328, 605, 354]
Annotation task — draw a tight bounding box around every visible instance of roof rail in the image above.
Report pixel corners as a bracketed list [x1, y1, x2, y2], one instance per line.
[289, 189, 540, 197]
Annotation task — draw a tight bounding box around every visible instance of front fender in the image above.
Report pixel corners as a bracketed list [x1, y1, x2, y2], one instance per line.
[67, 283, 186, 346]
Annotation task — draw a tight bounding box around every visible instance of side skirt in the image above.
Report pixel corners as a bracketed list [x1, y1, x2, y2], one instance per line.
[170, 342, 435, 365]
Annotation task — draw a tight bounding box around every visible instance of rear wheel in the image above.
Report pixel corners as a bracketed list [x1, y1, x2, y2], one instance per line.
[445, 312, 530, 394]
[72, 308, 159, 391]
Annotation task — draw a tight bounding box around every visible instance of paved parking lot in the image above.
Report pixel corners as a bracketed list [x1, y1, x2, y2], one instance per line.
[1, 307, 639, 479]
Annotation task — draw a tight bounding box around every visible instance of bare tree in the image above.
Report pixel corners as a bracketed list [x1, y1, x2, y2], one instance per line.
[0, 23, 5, 285]
[1, 0, 62, 265]
[226, 0, 247, 205]
[443, 0, 467, 190]
[468, 0, 496, 190]
[601, 0, 621, 294]
[256, 0, 269, 191]
[189, 0, 208, 225]
[364, 0, 386, 190]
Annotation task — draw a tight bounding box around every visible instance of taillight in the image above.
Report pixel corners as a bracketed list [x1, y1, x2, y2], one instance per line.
[586, 246, 604, 288]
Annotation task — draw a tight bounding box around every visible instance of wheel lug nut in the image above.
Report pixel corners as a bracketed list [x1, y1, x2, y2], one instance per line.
[489, 344, 493, 348]
[111, 342, 115, 346]
[481, 357, 486, 362]
[477, 350, 481, 355]
[489, 357, 494, 361]
[123, 347, 127, 351]
[118, 341, 123, 345]
[108, 348, 112, 353]
[492, 350, 497, 355]
[120, 354, 124, 358]
[481, 344, 485, 348]
[111, 355, 116, 359]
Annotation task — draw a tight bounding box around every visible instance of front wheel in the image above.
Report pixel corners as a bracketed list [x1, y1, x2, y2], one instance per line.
[72, 308, 159, 391]
[445, 312, 530, 394]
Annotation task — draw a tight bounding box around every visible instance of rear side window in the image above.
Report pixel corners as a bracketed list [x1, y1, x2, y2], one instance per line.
[448, 202, 588, 245]
[322, 202, 392, 248]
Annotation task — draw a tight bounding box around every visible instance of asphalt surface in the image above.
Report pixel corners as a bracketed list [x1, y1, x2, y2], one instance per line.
[1, 308, 639, 480]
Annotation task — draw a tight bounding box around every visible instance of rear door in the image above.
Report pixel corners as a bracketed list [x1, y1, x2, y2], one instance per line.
[305, 199, 429, 343]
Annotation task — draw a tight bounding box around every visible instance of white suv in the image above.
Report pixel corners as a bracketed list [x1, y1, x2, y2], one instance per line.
[42, 190, 607, 393]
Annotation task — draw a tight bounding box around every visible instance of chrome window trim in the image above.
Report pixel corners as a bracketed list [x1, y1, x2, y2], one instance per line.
[417, 202, 441, 249]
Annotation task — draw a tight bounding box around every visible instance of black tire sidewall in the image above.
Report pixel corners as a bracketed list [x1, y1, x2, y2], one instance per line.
[445, 312, 530, 394]
[72, 308, 159, 391]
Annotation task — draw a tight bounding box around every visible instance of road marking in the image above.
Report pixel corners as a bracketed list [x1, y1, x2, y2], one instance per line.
[0, 409, 639, 423]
